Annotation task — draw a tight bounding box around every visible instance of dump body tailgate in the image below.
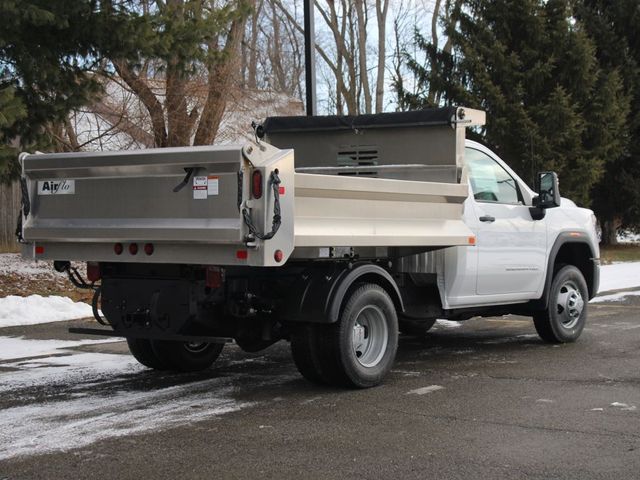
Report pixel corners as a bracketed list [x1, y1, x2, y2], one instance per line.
[20, 144, 295, 267]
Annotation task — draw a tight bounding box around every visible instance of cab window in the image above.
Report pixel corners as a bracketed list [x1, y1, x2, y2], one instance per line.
[465, 148, 521, 204]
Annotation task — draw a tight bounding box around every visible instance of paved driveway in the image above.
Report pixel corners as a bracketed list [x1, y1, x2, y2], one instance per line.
[1, 299, 639, 479]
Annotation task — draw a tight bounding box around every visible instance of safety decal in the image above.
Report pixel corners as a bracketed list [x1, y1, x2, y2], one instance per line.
[193, 176, 208, 199]
[207, 175, 219, 196]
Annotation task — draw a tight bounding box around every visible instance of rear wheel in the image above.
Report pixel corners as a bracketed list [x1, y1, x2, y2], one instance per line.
[150, 341, 224, 372]
[399, 318, 437, 337]
[534, 265, 588, 343]
[126, 338, 170, 370]
[290, 323, 325, 385]
[292, 283, 399, 388]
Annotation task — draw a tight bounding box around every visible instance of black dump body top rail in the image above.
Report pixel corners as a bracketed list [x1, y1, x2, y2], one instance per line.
[260, 107, 459, 134]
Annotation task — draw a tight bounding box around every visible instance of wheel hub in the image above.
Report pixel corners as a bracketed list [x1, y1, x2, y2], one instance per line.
[556, 281, 583, 329]
[351, 305, 388, 368]
[184, 342, 209, 353]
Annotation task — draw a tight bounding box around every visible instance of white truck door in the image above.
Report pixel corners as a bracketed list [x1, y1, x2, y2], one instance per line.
[465, 147, 546, 297]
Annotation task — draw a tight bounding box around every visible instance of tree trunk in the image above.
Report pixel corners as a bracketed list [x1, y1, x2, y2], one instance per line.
[354, 0, 371, 114]
[375, 0, 388, 113]
[601, 218, 621, 246]
[193, 13, 248, 145]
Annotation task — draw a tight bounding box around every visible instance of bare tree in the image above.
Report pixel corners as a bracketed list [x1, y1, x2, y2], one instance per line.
[105, 0, 252, 148]
[375, 0, 389, 112]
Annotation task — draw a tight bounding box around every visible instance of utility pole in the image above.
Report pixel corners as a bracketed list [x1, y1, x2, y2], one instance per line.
[303, 0, 316, 116]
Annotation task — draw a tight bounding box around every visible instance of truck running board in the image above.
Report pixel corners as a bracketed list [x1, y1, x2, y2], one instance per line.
[68, 327, 234, 344]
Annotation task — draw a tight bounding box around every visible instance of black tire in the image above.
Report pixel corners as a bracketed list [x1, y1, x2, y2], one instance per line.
[150, 341, 224, 372]
[126, 338, 171, 370]
[399, 317, 437, 337]
[533, 265, 588, 343]
[315, 283, 399, 388]
[290, 323, 326, 385]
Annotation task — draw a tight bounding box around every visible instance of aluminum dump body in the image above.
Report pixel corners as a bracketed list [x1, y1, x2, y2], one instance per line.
[19, 107, 484, 267]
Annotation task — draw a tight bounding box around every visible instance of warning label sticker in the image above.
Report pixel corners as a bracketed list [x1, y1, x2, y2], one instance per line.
[193, 176, 208, 199]
[207, 176, 219, 196]
[193, 175, 219, 199]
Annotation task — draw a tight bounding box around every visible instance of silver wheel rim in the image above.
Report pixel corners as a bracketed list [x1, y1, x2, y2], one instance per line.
[184, 342, 209, 354]
[555, 280, 584, 329]
[351, 305, 388, 368]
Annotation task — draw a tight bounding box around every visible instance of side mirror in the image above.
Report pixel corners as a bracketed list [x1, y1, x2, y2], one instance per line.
[535, 171, 561, 209]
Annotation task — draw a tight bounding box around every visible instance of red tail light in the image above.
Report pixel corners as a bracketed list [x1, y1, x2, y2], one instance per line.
[205, 266, 224, 289]
[114, 243, 123, 255]
[274, 249, 284, 263]
[144, 243, 154, 255]
[87, 262, 101, 282]
[129, 243, 138, 255]
[252, 170, 263, 199]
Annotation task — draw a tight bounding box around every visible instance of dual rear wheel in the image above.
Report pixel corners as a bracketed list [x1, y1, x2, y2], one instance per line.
[127, 338, 224, 372]
[291, 283, 399, 388]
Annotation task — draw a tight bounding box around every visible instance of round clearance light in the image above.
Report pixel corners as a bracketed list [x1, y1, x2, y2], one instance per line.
[274, 249, 284, 263]
[144, 243, 154, 255]
[129, 243, 138, 255]
[114, 243, 123, 255]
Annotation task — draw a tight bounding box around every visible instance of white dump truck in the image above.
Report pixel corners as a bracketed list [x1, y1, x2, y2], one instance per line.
[18, 107, 599, 387]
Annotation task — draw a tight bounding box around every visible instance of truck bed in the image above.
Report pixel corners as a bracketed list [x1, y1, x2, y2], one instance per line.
[18, 107, 484, 267]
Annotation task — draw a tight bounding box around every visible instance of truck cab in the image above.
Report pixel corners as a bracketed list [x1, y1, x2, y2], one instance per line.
[443, 140, 599, 311]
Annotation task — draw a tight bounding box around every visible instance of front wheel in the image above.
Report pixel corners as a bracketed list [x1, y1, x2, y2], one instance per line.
[533, 265, 588, 343]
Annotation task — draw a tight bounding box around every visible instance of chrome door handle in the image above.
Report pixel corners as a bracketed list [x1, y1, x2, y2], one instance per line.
[479, 215, 495, 223]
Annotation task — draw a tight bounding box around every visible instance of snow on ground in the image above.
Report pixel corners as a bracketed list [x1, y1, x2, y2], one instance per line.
[0, 336, 260, 460]
[435, 319, 463, 328]
[0, 253, 54, 276]
[0, 295, 94, 327]
[617, 231, 640, 244]
[592, 290, 640, 304]
[0, 335, 114, 361]
[598, 262, 640, 293]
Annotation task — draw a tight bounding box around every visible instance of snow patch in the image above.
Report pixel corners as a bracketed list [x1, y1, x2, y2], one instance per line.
[610, 402, 637, 411]
[0, 253, 55, 276]
[0, 295, 94, 327]
[0, 335, 116, 362]
[617, 231, 640, 244]
[592, 290, 640, 303]
[406, 385, 444, 395]
[598, 262, 640, 293]
[435, 319, 463, 328]
[0, 337, 257, 460]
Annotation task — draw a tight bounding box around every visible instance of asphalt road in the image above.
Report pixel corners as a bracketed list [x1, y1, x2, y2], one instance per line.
[1, 297, 639, 479]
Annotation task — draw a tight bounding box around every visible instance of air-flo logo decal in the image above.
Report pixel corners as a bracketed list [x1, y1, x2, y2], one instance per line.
[37, 180, 75, 195]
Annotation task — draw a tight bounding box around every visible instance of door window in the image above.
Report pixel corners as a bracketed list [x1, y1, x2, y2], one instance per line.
[465, 148, 521, 204]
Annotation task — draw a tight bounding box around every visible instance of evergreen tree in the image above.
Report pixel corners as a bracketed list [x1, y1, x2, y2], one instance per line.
[0, 0, 111, 180]
[399, 0, 628, 208]
[577, 0, 640, 244]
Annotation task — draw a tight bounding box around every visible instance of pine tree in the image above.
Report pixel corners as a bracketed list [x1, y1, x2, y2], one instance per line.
[399, 0, 627, 208]
[0, 0, 106, 180]
[576, 0, 640, 244]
